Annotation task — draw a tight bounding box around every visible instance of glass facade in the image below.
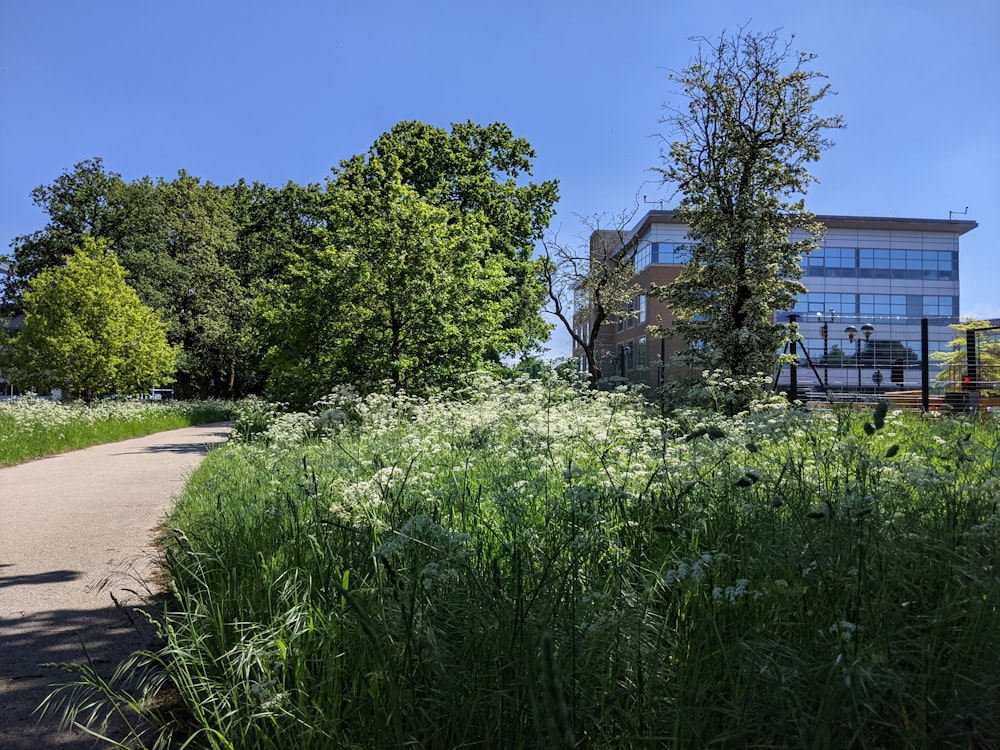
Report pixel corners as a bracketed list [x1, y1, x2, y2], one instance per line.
[634, 239, 960, 327]
[793, 293, 958, 323]
[637, 243, 958, 285]
[797, 337, 948, 363]
[635, 242, 689, 270]
[805, 247, 957, 280]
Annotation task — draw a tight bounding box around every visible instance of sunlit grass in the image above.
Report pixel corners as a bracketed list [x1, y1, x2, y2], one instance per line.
[45, 375, 1000, 748]
[0, 397, 237, 466]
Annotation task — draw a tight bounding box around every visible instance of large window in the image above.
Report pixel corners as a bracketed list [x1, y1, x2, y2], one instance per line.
[634, 243, 651, 270]
[793, 293, 958, 324]
[923, 295, 959, 318]
[635, 243, 689, 270]
[805, 247, 957, 281]
[796, 292, 858, 316]
[653, 243, 688, 264]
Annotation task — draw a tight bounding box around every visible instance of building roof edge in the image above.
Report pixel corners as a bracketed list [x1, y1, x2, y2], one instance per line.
[816, 214, 978, 235]
[627, 210, 978, 237]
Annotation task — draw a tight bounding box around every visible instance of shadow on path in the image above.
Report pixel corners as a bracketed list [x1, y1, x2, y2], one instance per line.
[110, 443, 213, 457]
[111, 430, 233, 458]
[0, 569, 83, 588]
[0, 423, 231, 748]
[0, 588, 163, 749]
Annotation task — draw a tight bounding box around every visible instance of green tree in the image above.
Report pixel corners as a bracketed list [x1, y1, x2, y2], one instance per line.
[1, 236, 178, 400]
[649, 29, 844, 385]
[227, 179, 329, 289]
[263, 160, 508, 405]
[2, 158, 128, 312]
[117, 172, 257, 398]
[226, 178, 331, 395]
[4, 161, 265, 397]
[932, 318, 1000, 393]
[337, 121, 559, 358]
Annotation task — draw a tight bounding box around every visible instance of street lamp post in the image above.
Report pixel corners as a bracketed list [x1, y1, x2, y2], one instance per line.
[817, 308, 835, 388]
[845, 323, 875, 394]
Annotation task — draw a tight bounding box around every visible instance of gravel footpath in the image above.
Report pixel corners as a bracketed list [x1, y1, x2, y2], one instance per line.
[0, 423, 232, 749]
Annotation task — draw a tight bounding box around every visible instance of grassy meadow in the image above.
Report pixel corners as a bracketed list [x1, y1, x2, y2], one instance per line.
[50, 375, 1000, 748]
[0, 397, 237, 465]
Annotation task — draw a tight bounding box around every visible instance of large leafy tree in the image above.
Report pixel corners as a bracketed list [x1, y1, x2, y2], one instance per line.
[115, 172, 258, 397]
[649, 29, 844, 380]
[1, 158, 128, 311]
[3, 161, 263, 397]
[227, 179, 329, 291]
[5, 122, 556, 401]
[263, 158, 508, 404]
[0, 235, 177, 400]
[338, 121, 559, 358]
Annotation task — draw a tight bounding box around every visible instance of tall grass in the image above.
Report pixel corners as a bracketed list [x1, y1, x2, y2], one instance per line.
[0, 397, 236, 465]
[49, 375, 1000, 748]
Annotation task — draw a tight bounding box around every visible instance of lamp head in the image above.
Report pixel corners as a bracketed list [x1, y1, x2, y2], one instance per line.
[845, 325, 858, 342]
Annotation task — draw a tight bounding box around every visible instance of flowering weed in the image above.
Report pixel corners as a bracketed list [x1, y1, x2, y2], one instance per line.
[0, 397, 236, 465]
[63, 377, 1000, 748]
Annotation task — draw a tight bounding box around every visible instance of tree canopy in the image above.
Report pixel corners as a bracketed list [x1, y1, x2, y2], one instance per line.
[336, 121, 559, 358]
[2, 159, 262, 397]
[0, 235, 177, 400]
[257, 122, 557, 404]
[650, 29, 844, 383]
[2, 122, 557, 403]
[263, 165, 508, 403]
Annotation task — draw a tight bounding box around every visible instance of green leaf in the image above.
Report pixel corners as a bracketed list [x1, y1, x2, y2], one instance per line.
[3, 235, 177, 400]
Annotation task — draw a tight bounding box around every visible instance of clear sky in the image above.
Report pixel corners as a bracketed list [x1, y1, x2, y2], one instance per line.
[2, 0, 997, 357]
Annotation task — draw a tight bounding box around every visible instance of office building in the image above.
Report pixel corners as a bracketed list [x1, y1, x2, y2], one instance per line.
[572, 210, 978, 394]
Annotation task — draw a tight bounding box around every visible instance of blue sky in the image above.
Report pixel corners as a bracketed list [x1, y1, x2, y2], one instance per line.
[2, 0, 997, 356]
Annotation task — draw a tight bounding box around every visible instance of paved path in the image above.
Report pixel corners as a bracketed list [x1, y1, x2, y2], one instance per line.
[0, 424, 232, 749]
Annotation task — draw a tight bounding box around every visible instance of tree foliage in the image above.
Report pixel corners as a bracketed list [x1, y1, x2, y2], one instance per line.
[117, 172, 259, 398]
[264, 156, 511, 404]
[650, 29, 844, 381]
[3, 122, 556, 403]
[1, 159, 128, 312]
[261, 121, 557, 404]
[339, 121, 559, 358]
[2, 160, 264, 397]
[1, 236, 177, 400]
